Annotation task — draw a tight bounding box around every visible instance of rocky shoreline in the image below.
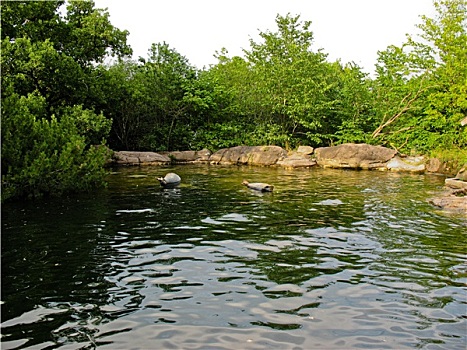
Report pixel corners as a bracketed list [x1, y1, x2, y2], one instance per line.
[111, 143, 466, 212]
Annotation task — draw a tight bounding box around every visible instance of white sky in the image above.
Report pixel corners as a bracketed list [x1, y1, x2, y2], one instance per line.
[93, 0, 436, 74]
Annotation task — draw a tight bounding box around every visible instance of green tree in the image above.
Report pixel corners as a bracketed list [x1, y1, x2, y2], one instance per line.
[97, 60, 143, 150]
[245, 14, 335, 147]
[1, 90, 111, 200]
[122, 42, 210, 151]
[333, 62, 374, 144]
[193, 52, 258, 149]
[370, 0, 467, 155]
[1, 0, 130, 200]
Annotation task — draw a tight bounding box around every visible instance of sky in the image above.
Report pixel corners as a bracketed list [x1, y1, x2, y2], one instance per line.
[93, 0, 436, 74]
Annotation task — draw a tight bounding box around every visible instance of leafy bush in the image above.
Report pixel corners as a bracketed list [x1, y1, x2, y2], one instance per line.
[1, 92, 112, 201]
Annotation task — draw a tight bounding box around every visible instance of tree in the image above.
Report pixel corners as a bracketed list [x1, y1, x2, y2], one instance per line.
[333, 62, 374, 144]
[1, 0, 130, 200]
[1, 90, 111, 200]
[193, 52, 260, 149]
[244, 14, 335, 147]
[370, 0, 467, 155]
[123, 42, 200, 151]
[1, 0, 132, 110]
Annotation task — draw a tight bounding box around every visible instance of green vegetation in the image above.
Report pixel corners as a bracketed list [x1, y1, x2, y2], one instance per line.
[2, 0, 466, 201]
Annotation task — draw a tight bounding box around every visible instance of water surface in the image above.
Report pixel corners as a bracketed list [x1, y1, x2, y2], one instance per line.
[2, 165, 466, 349]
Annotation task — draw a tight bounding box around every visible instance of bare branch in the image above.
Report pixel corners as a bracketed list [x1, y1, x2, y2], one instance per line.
[372, 79, 435, 139]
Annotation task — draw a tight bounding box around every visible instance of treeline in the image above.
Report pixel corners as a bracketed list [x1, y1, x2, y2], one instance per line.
[1, 0, 466, 200]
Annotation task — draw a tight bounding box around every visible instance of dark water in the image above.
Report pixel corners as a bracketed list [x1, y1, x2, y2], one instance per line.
[2, 165, 466, 349]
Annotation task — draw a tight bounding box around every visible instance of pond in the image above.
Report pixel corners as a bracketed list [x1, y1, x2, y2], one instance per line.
[1, 165, 466, 349]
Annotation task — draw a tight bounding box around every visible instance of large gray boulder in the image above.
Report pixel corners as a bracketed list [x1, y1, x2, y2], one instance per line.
[315, 143, 397, 170]
[209, 146, 287, 166]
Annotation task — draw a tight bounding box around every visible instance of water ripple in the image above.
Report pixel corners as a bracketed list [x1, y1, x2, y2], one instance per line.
[2, 166, 466, 349]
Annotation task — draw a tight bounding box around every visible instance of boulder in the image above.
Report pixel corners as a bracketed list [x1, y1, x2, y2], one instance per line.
[112, 151, 170, 166]
[425, 158, 459, 176]
[276, 151, 317, 168]
[426, 158, 444, 174]
[296, 145, 314, 155]
[445, 168, 467, 190]
[209, 146, 287, 166]
[314, 143, 397, 170]
[428, 189, 467, 212]
[164, 148, 211, 163]
[445, 178, 467, 190]
[455, 167, 467, 181]
[386, 155, 425, 173]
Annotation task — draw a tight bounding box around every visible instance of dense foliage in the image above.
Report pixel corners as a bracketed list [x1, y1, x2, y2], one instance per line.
[1, 0, 466, 201]
[1, 0, 130, 200]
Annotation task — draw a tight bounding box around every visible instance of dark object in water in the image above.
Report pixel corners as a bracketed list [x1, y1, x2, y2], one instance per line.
[158, 173, 181, 188]
[242, 180, 274, 192]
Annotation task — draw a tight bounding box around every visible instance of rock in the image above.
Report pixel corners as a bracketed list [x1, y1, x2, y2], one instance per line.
[157, 172, 181, 188]
[426, 158, 443, 173]
[425, 158, 459, 176]
[456, 167, 467, 181]
[428, 188, 467, 212]
[242, 180, 274, 192]
[387, 155, 425, 173]
[296, 146, 314, 155]
[113, 151, 170, 166]
[314, 143, 397, 170]
[445, 168, 467, 190]
[164, 148, 211, 163]
[209, 146, 287, 166]
[276, 151, 317, 168]
[445, 178, 467, 190]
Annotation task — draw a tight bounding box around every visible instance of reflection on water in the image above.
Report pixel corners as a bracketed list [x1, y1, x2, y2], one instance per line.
[2, 165, 466, 349]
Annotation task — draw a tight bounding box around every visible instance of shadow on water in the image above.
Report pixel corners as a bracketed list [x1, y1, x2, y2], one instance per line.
[2, 165, 466, 349]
